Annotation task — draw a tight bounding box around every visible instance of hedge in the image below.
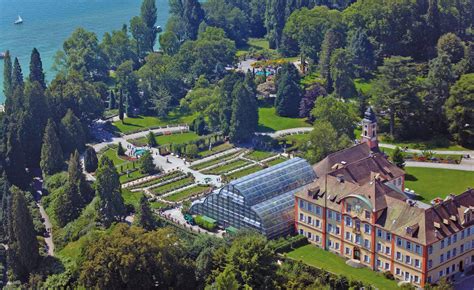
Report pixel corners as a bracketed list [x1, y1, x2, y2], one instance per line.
[195, 215, 217, 231]
[273, 235, 309, 253]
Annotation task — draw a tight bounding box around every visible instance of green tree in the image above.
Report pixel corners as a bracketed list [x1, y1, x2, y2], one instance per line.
[100, 28, 137, 69]
[7, 186, 40, 282]
[5, 124, 28, 188]
[53, 182, 82, 227]
[265, 0, 286, 49]
[116, 61, 139, 108]
[275, 63, 302, 117]
[219, 72, 243, 135]
[130, 16, 149, 59]
[330, 48, 357, 99]
[140, 151, 155, 174]
[192, 115, 207, 136]
[348, 28, 375, 77]
[40, 119, 64, 176]
[146, 131, 157, 147]
[134, 195, 158, 231]
[59, 109, 86, 155]
[312, 96, 359, 139]
[29, 48, 46, 89]
[95, 156, 126, 227]
[118, 90, 125, 122]
[319, 28, 344, 92]
[445, 74, 474, 146]
[140, 0, 158, 52]
[109, 90, 116, 110]
[68, 150, 83, 185]
[169, 0, 205, 41]
[3, 50, 13, 100]
[304, 121, 352, 163]
[391, 147, 405, 169]
[437, 33, 466, 64]
[12, 57, 24, 92]
[159, 31, 181, 55]
[186, 144, 199, 158]
[117, 142, 125, 156]
[214, 267, 240, 290]
[229, 81, 257, 142]
[84, 146, 99, 173]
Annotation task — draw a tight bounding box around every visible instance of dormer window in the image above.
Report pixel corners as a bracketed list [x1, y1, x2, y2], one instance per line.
[464, 209, 472, 224]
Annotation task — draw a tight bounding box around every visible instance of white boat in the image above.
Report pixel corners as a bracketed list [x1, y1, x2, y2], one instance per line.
[14, 15, 23, 25]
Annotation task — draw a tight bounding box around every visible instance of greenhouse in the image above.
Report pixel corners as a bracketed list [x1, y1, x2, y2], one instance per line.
[190, 157, 316, 238]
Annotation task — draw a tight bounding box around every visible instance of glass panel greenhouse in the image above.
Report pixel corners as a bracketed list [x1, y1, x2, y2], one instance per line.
[190, 157, 316, 238]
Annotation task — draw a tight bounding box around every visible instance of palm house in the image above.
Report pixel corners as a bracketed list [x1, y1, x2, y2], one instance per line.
[190, 157, 316, 238]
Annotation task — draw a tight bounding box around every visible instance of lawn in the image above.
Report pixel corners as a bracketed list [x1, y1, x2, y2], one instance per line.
[198, 143, 234, 158]
[150, 201, 168, 210]
[354, 78, 373, 95]
[191, 150, 242, 171]
[381, 147, 463, 163]
[258, 107, 310, 132]
[164, 185, 211, 202]
[119, 169, 147, 183]
[379, 135, 472, 151]
[404, 167, 474, 202]
[281, 133, 309, 143]
[151, 176, 195, 196]
[129, 171, 184, 189]
[287, 245, 398, 290]
[101, 147, 130, 168]
[122, 189, 144, 207]
[265, 157, 287, 166]
[202, 159, 250, 175]
[112, 111, 197, 134]
[225, 165, 264, 180]
[236, 37, 273, 57]
[245, 150, 276, 161]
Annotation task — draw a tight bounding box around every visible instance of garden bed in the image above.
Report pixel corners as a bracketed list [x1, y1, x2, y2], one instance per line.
[163, 185, 212, 202]
[245, 150, 277, 161]
[264, 157, 287, 167]
[198, 143, 234, 158]
[224, 165, 264, 181]
[151, 176, 195, 196]
[128, 171, 185, 190]
[202, 159, 251, 175]
[190, 150, 243, 171]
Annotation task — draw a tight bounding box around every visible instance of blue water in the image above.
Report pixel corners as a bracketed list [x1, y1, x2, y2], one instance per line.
[0, 0, 170, 103]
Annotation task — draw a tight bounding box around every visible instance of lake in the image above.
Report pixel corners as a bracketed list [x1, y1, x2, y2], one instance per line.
[0, 0, 170, 103]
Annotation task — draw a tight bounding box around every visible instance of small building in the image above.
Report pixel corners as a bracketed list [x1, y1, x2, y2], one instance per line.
[190, 158, 316, 238]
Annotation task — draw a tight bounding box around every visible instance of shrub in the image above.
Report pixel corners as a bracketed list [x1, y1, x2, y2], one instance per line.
[194, 215, 217, 231]
[383, 271, 394, 280]
[272, 235, 308, 253]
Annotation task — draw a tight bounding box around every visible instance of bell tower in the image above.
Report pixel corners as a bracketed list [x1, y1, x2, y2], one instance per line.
[361, 107, 378, 150]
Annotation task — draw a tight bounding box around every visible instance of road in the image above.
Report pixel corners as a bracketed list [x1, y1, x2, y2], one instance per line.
[33, 177, 54, 256]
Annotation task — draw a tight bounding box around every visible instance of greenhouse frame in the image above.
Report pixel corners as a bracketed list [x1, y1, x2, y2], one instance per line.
[190, 158, 316, 238]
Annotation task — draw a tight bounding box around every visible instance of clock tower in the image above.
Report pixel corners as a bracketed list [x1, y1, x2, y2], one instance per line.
[361, 107, 378, 150]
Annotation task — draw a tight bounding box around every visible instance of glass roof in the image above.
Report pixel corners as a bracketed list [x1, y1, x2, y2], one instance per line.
[223, 157, 316, 206]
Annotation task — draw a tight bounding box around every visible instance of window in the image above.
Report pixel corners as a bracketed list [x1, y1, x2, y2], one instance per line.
[364, 239, 370, 249]
[414, 276, 419, 284]
[345, 247, 350, 255]
[452, 264, 455, 272]
[415, 259, 421, 268]
[385, 262, 390, 270]
[385, 246, 391, 255]
[396, 268, 401, 276]
[453, 234, 457, 243]
[447, 236, 451, 246]
[345, 232, 351, 241]
[428, 245, 433, 254]
[439, 270, 443, 277]
[335, 226, 340, 235]
[299, 229, 304, 235]
[377, 259, 381, 267]
[328, 224, 333, 233]
[441, 240, 445, 249]
[415, 244, 421, 255]
[299, 213, 304, 222]
[386, 232, 391, 241]
[336, 213, 341, 222]
[307, 203, 313, 212]
[316, 235, 320, 242]
[461, 244, 464, 253]
[365, 210, 371, 219]
[335, 242, 339, 250]
[427, 276, 431, 283]
[447, 250, 451, 259]
[440, 254, 444, 263]
[307, 216, 312, 225]
[346, 203, 352, 212]
[396, 251, 402, 260]
[364, 224, 371, 234]
[377, 242, 382, 252]
[307, 232, 312, 239]
[428, 259, 433, 269]
[397, 237, 403, 247]
[446, 267, 450, 275]
[299, 199, 305, 209]
[364, 255, 370, 263]
[406, 241, 412, 251]
[377, 228, 382, 237]
[355, 234, 361, 245]
[316, 206, 321, 216]
[405, 255, 411, 264]
[345, 216, 352, 227]
[453, 248, 457, 257]
[316, 219, 321, 228]
[461, 230, 465, 239]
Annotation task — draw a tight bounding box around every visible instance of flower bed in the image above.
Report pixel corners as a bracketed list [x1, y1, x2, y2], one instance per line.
[128, 171, 185, 190]
[151, 176, 195, 196]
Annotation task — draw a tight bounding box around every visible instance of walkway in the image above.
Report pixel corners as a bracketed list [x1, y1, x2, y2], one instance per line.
[33, 177, 54, 256]
[379, 143, 474, 156]
[405, 161, 474, 171]
[257, 127, 313, 138]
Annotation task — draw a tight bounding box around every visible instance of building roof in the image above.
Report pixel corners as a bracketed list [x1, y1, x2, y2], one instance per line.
[312, 143, 371, 177]
[227, 157, 316, 206]
[363, 107, 377, 123]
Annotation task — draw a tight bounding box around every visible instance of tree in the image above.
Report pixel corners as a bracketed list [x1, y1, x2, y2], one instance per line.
[59, 109, 86, 155]
[437, 33, 466, 64]
[330, 48, 357, 99]
[445, 74, 474, 146]
[186, 144, 199, 158]
[391, 147, 405, 169]
[169, 0, 205, 41]
[29, 48, 46, 89]
[229, 82, 257, 142]
[311, 96, 359, 139]
[371, 56, 422, 139]
[192, 115, 207, 136]
[275, 63, 302, 117]
[95, 156, 126, 226]
[348, 28, 375, 77]
[40, 119, 64, 176]
[265, 0, 286, 49]
[130, 16, 149, 59]
[84, 146, 99, 173]
[214, 267, 240, 290]
[117, 142, 125, 156]
[100, 28, 137, 69]
[134, 195, 158, 231]
[79, 225, 195, 289]
[12, 57, 24, 92]
[140, 151, 155, 174]
[146, 131, 157, 147]
[159, 31, 181, 55]
[140, 0, 158, 52]
[299, 83, 326, 119]
[318, 29, 344, 92]
[304, 121, 352, 163]
[109, 90, 116, 110]
[5, 124, 28, 189]
[68, 150, 83, 185]
[219, 72, 244, 135]
[116, 60, 139, 108]
[118, 90, 125, 122]
[3, 50, 13, 100]
[53, 182, 82, 227]
[7, 186, 40, 282]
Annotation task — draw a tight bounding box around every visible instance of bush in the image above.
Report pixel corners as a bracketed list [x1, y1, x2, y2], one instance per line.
[383, 271, 394, 280]
[272, 235, 308, 253]
[194, 215, 217, 231]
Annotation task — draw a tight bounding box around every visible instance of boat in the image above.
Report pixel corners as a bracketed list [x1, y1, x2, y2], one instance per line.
[156, 25, 162, 33]
[14, 15, 23, 25]
[0, 52, 5, 59]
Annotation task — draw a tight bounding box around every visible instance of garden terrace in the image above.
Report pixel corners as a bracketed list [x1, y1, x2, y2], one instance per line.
[112, 111, 197, 134]
[201, 159, 251, 175]
[127, 171, 185, 190]
[223, 165, 264, 181]
[130, 131, 199, 147]
[244, 150, 277, 161]
[197, 143, 234, 158]
[257, 107, 311, 132]
[163, 185, 212, 203]
[150, 176, 195, 196]
[190, 149, 243, 171]
[265, 157, 287, 167]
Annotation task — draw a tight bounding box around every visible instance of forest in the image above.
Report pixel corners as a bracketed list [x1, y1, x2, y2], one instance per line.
[0, 0, 472, 288]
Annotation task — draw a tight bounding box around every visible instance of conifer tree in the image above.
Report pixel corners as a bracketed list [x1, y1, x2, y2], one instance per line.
[146, 131, 157, 147]
[3, 50, 13, 101]
[319, 29, 344, 92]
[391, 147, 405, 169]
[53, 182, 82, 227]
[117, 142, 125, 156]
[40, 119, 64, 176]
[84, 146, 99, 173]
[348, 28, 375, 77]
[29, 48, 46, 89]
[134, 195, 157, 231]
[229, 82, 257, 142]
[96, 156, 126, 227]
[5, 124, 28, 189]
[275, 63, 302, 117]
[119, 90, 124, 122]
[109, 90, 116, 110]
[68, 150, 83, 185]
[330, 49, 357, 99]
[0, 176, 11, 243]
[126, 94, 134, 117]
[59, 109, 86, 155]
[12, 57, 24, 92]
[7, 186, 40, 282]
[140, 151, 155, 174]
[141, 0, 158, 52]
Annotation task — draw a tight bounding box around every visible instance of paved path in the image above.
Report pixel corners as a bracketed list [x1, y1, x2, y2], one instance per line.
[379, 143, 474, 156]
[257, 127, 313, 138]
[405, 161, 474, 171]
[33, 177, 54, 256]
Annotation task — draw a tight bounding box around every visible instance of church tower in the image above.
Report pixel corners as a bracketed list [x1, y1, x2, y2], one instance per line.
[361, 107, 378, 150]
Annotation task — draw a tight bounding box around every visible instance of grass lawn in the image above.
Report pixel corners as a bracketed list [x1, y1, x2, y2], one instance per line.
[202, 159, 250, 175]
[155, 131, 200, 145]
[191, 150, 242, 171]
[151, 176, 195, 196]
[122, 189, 144, 207]
[265, 157, 287, 166]
[225, 165, 263, 180]
[381, 147, 463, 162]
[379, 135, 472, 151]
[112, 111, 197, 134]
[164, 185, 211, 202]
[119, 169, 147, 183]
[101, 147, 130, 168]
[281, 133, 309, 143]
[150, 201, 168, 210]
[129, 172, 184, 189]
[246, 150, 277, 161]
[237, 38, 272, 57]
[354, 78, 373, 95]
[404, 167, 474, 202]
[198, 143, 234, 158]
[258, 107, 310, 132]
[287, 245, 398, 290]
